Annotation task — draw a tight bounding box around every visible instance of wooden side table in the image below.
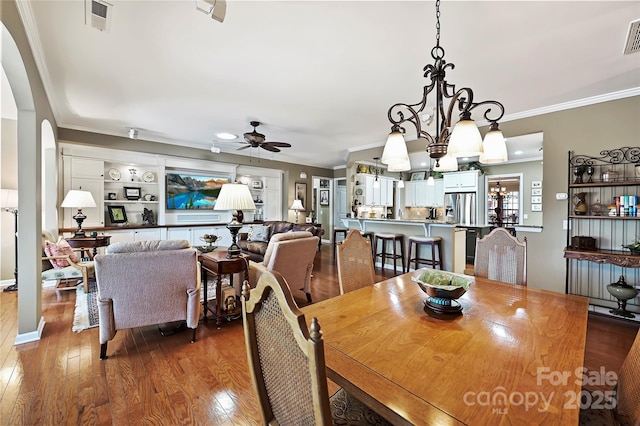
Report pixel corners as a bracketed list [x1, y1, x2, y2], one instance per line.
[65, 235, 112, 258]
[199, 250, 249, 327]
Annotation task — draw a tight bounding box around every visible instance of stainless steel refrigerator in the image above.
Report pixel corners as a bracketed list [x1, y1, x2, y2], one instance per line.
[445, 192, 477, 225]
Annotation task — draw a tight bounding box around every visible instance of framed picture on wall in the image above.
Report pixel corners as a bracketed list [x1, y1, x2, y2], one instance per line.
[319, 189, 329, 206]
[107, 205, 128, 223]
[531, 181, 542, 188]
[532, 188, 542, 196]
[532, 204, 542, 212]
[531, 196, 542, 204]
[411, 171, 425, 181]
[295, 182, 307, 208]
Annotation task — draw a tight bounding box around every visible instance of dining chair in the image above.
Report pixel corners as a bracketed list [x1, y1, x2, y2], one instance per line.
[579, 329, 640, 425]
[241, 267, 391, 425]
[336, 229, 376, 295]
[474, 227, 527, 285]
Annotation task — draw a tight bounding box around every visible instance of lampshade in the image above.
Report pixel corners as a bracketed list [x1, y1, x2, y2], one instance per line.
[479, 124, 508, 164]
[61, 190, 96, 208]
[373, 178, 380, 189]
[290, 199, 304, 211]
[381, 130, 411, 172]
[447, 119, 483, 158]
[214, 184, 256, 211]
[0, 189, 18, 209]
[433, 154, 459, 172]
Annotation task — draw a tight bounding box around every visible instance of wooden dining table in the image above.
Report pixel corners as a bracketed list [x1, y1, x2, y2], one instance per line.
[301, 272, 589, 425]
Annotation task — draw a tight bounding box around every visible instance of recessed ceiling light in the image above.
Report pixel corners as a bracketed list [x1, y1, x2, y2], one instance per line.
[420, 162, 427, 167]
[514, 150, 523, 155]
[216, 132, 238, 140]
[462, 157, 469, 161]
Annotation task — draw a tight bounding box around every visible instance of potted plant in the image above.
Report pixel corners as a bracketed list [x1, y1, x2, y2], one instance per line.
[622, 239, 640, 255]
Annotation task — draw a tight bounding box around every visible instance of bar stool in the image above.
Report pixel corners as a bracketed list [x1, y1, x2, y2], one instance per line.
[360, 231, 375, 258]
[333, 227, 349, 257]
[373, 233, 405, 275]
[407, 236, 443, 271]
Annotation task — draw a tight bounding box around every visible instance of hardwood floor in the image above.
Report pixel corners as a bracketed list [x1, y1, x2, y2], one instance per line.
[0, 245, 637, 425]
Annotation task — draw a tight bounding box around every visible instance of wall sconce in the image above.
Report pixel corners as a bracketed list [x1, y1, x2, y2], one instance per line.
[300, 171, 308, 179]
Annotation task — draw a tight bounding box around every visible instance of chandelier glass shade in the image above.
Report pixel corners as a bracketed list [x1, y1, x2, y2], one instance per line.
[384, 0, 507, 167]
[397, 172, 405, 189]
[381, 128, 412, 172]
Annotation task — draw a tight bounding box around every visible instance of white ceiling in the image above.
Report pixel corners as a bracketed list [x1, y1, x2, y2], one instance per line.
[15, 1, 640, 169]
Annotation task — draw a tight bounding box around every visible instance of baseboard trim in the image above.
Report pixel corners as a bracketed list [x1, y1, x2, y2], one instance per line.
[14, 316, 46, 345]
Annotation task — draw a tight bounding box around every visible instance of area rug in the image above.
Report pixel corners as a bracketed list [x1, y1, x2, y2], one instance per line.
[72, 278, 99, 332]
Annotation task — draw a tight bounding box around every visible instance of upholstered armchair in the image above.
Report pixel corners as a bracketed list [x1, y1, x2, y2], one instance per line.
[94, 240, 201, 360]
[249, 231, 319, 303]
[41, 230, 94, 292]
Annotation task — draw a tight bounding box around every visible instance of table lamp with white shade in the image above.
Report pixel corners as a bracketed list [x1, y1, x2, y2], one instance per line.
[61, 190, 97, 237]
[290, 199, 304, 223]
[214, 183, 256, 258]
[1, 189, 18, 292]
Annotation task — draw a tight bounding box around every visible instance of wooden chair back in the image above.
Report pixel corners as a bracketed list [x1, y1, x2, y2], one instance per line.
[337, 229, 376, 295]
[474, 227, 527, 285]
[241, 267, 332, 425]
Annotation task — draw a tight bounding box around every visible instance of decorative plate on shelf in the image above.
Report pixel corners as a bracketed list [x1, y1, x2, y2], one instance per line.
[355, 188, 363, 196]
[143, 194, 153, 201]
[142, 171, 155, 183]
[108, 168, 121, 181]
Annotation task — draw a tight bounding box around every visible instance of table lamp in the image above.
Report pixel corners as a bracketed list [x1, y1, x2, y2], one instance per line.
[61, 190, 97, 237]
[214, 183, 256, 257]
[1, 189, 18, 292]
[290, 199, 304, 223]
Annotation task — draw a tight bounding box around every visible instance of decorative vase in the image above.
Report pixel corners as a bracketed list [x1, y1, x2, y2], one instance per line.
[573, 192, 588, 215]
[606, 276, 638, 318]
[573, 165, 585, 184]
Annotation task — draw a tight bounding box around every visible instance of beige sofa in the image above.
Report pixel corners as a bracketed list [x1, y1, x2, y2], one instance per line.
[249, 231, 319, 303]
[94, 240, 201, 360]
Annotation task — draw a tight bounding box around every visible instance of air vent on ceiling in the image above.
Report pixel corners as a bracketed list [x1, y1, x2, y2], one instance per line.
[623, 19, 640, 54]
[85, 0, 112, 32]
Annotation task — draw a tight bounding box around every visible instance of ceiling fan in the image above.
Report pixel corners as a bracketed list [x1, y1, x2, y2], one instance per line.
[238, 121, 292, 153]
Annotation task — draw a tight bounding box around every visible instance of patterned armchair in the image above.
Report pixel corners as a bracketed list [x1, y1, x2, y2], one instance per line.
[41, 230, 94, 292]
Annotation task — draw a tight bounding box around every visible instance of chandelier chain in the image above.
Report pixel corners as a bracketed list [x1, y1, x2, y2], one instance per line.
[435, 0, 441, 47]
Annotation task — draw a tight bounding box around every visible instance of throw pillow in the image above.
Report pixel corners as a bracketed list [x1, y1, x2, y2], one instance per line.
[248, 225, 270, 243]
[44, 239, 80, 268]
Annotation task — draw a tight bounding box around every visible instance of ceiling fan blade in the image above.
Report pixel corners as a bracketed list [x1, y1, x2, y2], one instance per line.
[261, 145, 281, 153]
[237, 145, 251, 151]
[264, 142, 291, 148]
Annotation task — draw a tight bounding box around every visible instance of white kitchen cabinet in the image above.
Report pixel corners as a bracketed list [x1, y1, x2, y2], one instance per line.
[359, 174, 394, 206]
[71, 157, 105, 180]
[166, 225, 231, 247]
[404, 179, 443, 207]
[425, 179, 444, 206]
[443, 170, 480, 192]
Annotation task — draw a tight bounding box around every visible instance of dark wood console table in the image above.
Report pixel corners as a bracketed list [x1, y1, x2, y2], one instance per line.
[199, 250, 249, 327]
[66, 235, 112, 258]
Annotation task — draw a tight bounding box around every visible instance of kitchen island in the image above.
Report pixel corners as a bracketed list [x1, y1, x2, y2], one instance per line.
[341, 218, 466, 273]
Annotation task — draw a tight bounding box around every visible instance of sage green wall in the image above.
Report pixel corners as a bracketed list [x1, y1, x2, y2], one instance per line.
[497, 96, 640, 292]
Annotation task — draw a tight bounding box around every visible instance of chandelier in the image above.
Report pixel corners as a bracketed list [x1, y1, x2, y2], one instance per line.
[381, 0, 508, 171]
